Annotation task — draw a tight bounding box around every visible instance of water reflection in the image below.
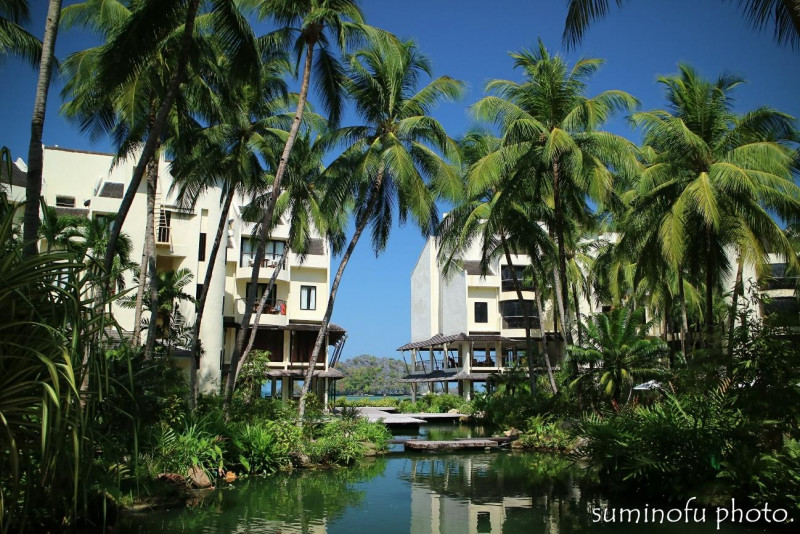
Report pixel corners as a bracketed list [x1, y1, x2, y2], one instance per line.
[117, 452, 763, 534]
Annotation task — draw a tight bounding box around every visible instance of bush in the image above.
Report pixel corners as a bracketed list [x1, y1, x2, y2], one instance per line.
[305, 418, 391, 465]
[575, 380, 746, 498]
[149, 416, 225, 479]
[231, 420, 300, 475]
[518, 415, 575, 451]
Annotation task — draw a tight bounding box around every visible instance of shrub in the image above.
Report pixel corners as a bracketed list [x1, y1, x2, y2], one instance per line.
[149, 416, 225, 479]
[518, 415, 575, 451]
[231, 421, 299, 475]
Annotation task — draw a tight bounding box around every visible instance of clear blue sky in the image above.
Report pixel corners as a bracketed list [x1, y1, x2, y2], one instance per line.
[1, 0, 799, 362]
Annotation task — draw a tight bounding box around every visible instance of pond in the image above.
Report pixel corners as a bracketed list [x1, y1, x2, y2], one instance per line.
[117, 427, 779, 533]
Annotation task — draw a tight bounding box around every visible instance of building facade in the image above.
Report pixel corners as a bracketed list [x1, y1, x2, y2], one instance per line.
[4, 146, 345, 403]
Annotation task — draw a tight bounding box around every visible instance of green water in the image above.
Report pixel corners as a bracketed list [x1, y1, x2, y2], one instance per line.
[117, 427, 784, 533]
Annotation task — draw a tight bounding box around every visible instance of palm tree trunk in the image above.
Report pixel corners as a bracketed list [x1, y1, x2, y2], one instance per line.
[189, 187, 235, 406]
[727, 249, 744, 359]
[223, 41, 316, 411]
[705, 224, 715, 346]
[572, 282, 582, 345]
[500, 234, 539, 394]
[532, 278, 557, 392]
[552, 264, 570, 346]
[22, 0, 61, 258]
[678, 271, 690, 357]
[132, 158, 158, 346]
[103, 0, 200, 276]
[297, 170, 385, 425]
[143, 166, 159, 360]
[552, 159, 574, 345]
[238, 244, 291, 370]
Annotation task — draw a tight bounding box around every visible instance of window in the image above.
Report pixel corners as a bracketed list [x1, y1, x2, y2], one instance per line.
[55, 196, 75, 207]
[196, 283, 204, 300]
[474, 301, 488, 323]
[300, 285, 316, 310]
[246, 283, 276, 306]
[198, 232, 207, 261]
[240, 238, 286, 267]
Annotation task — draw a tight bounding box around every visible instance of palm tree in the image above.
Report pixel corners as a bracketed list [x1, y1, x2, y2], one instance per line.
[234, 132, 347, 389]
[473, 40, 639, 345]
[568, 306, 669, 404]
[562, 0, 800, 51]
[169, 52, 294, 402]
[21, 0, 61, 258]
[630, 64, 800, 345]
[295, 38, 464, 423]
[437, 130, 557, 394]
[224, 0, 371, 406]
[99, 0, 260, 278]
[0, 0, 42, 66]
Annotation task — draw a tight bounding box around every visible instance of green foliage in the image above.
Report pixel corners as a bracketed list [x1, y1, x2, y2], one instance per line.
[568, 306, 670, 404]
[231, 421, 299, 475]
[742, 438, 800, 514]
[235, 350, 272, 404]
[149, 416, 224, 479]
[518, 415, 576, 451]
[306, 418, 391, 465]
[576, 379, 746, 498]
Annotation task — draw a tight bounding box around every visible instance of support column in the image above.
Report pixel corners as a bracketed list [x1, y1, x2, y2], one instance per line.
[281, 377, 289, 401]
[466, 381, 474, 401]
[323, 377, 329, 411]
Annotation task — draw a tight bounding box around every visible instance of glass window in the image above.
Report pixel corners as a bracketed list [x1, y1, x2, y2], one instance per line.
[198, 232, 207, 261]
[474, 301, 488, 323]
[300, 285, 316, 310]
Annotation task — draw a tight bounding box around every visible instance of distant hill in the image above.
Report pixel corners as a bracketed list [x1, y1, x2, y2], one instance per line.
[335, 354, 411, 396]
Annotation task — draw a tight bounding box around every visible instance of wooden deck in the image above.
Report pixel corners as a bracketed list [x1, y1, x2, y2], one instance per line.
[404, 439, 499, 451]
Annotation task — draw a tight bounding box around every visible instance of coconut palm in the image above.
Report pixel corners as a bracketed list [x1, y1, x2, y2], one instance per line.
[0, 0, 42, 66]
[169, 51, 295, 403]
[568, 306, 669, 404]
[98, 0, 260, 278]
[21, 0, 61, 258]
[630, 64, 800, 344]
[224, 0, 375, 407]
[437, 130, 557, 393]
[295, 38, 464, 423]
[473, 40, 639, 345]
[563, 0, 800, 51]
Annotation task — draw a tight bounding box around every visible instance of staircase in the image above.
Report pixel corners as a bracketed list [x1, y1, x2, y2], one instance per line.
[154, 184, 171, 247]
[329, 333, 348, 368]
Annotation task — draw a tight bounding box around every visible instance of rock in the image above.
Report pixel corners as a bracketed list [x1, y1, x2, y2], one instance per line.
[503, 428, 521, 438]
[224, 471, 237, 483]
[511, 440, 525, 450]
[447, 408, 460, 414]
[187, 466, 212, 489]
[361, 441, 378, 457]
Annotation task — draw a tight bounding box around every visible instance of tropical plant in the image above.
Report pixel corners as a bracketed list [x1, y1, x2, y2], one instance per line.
[296, 37, 464, 423]
[628, 64, 800, 344]
[563, 0, 800, 51]
[568, 306, 669, 404]
[473, 40, 639, 346]
[0, 0, 42, 66]
[224, 0, 373, 408]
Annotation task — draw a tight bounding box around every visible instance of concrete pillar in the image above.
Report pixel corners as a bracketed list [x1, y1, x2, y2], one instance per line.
[270, 377, 277, 399]
[444, 381, 449, 394]
[466, 381, 473, 401]
[411, 383, 417, 403]
[323, 377, 329, 410]
[281, 377, 289, 401]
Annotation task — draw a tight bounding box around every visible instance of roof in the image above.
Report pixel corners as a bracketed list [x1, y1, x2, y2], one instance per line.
[399, 369, 460, 383]
[222, 321, 347, 344]
[463, 260, 494, 276]
[307, 238, 325, 255]
[1, 160, 27, 187]
[55, 207, 90, 218]
[397, 332, 518, 351]
[98, 182, 125, 198]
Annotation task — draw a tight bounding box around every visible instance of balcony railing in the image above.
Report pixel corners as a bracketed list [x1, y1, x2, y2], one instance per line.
[502, 315, 541, 329]
[237, 298, 287, 316]
[501, 279, 535, 292]
[156, 226, 171, 244]
[240, 252, 285, 269]
[761, 277, 799, 290]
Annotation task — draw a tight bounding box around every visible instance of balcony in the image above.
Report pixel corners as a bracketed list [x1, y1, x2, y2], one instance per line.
[235, 298, 288, 326]
[502, 315, 541, 330]
[501, 279, 535, 292]
[156, 225, 171, 245]
[236, 252, 290, 281]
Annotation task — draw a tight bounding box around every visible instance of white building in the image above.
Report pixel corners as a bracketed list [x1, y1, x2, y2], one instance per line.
[3, 146, 346, 403]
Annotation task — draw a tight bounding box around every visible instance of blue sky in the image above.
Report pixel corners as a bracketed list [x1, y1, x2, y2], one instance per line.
[1, 0, 799, 362]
